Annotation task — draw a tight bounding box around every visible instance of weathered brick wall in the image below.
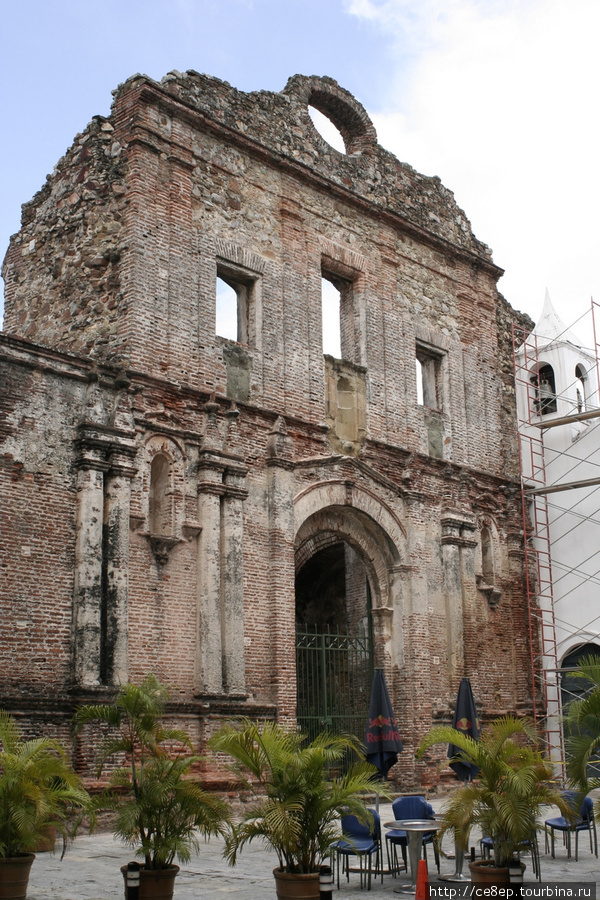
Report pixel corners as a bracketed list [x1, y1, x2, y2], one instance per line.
[1, 72, 533, 788]
[2, 119, 127, 362]
[3, 72, 516, 474]
[0, 338, 83, 697]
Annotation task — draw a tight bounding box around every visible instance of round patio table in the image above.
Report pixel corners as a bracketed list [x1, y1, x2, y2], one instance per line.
[384, 818, 442, 894]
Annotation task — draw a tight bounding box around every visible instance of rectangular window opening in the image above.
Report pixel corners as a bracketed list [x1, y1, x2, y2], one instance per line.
[416, 342, 443, 410]
[216, 261, 256, 345]
[321, 276, 342, 358]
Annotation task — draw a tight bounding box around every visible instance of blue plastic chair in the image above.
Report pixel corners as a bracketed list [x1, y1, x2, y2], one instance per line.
[333, 809, 382, 890]
[385, 795, 440, 877]
[545, 791, 598, 860]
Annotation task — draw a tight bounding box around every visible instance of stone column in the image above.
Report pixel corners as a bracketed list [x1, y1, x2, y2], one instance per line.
[441, 512, 477, 679]
[196, 450, 225, 695]
[102, 453, 137, 685]
[73, 390, 137, 689]
[266, 417, 296, 721]
[221, 459, 248, 694]
[73, 452, 107, 687]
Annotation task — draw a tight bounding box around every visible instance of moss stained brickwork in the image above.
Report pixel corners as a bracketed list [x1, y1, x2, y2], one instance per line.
[1, 72, 534, 789]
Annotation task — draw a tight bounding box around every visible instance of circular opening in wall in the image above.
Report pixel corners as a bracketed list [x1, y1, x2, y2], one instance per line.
[308, 105, 346, 154]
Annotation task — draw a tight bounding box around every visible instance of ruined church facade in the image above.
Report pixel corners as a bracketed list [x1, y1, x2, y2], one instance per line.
[1, 72, 532, 787]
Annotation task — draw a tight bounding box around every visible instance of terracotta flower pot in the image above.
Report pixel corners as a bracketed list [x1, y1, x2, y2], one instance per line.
[273, 867, 321, 900]
[469, 859, 525, 897]
[120, 864, 179, 900]
[0, 854, 36, 900]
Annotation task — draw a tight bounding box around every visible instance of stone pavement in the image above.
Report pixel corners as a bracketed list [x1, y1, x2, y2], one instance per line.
[26, 801, 600, 899]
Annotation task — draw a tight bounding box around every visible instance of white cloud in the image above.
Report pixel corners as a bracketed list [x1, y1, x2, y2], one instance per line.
[347, 0, 600, 340]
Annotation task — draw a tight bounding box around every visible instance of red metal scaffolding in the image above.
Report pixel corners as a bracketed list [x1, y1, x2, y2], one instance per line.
[513, 323, 563, 769]
[512, 299, 600, 776]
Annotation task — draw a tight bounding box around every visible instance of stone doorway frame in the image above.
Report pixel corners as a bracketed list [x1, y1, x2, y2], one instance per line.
[294, 480, 407, 675]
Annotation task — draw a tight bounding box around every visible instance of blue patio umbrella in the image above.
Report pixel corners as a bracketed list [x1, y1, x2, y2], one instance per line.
[363, 669, 403, 778]
[447, 677, 480, 781]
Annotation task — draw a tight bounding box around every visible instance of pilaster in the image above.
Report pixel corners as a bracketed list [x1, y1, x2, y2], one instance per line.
[73, 421, 137, 687]
[441, 511, 478, 678]
[266, 416, 296, 720]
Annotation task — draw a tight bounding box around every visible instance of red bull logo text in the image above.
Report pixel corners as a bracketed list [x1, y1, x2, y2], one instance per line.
[366, 729, 402, 743]
[367, 714, 401, 743]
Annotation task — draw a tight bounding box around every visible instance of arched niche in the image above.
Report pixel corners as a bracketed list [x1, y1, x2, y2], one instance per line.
[475, 515, 502, 607]
[149, 453, 171, 536]
[142, 435, 186, 564]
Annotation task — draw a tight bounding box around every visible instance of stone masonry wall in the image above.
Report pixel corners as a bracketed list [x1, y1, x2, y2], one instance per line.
[1, 72, 533, 789]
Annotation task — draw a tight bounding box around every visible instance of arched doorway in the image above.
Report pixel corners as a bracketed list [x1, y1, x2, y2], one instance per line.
[561, 643, 600, 709]
[561, 643, 600, 779]
[295, 537, 373, 742]
[294, 494, 405, 745]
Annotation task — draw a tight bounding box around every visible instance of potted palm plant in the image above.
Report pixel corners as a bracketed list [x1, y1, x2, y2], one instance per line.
[72, 675, 230, 899]
[417, 716, 572, 886]
[208, 718, 384, 900]
[0, 710, 91, 900]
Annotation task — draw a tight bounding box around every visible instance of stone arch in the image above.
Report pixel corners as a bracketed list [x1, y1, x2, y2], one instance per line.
[283, 74, 378, 156]
[295, 481, 406, 552]
[296, 505, 400, 613]
[560, 641, 600, 673]
[294, 481, 406, 667]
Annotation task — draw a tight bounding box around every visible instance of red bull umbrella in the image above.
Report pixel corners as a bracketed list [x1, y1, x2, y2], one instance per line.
[363, 668, 403, 778]
[447, 677, 480, 781]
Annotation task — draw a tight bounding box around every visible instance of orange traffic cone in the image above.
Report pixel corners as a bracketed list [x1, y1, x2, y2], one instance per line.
[415, 858, 429, 900]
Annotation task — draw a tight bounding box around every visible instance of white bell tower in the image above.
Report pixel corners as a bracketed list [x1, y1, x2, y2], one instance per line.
[522, 290, 598, 424]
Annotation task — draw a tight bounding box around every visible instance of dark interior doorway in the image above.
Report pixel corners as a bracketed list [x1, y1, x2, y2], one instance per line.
[295, 541, 373, 744]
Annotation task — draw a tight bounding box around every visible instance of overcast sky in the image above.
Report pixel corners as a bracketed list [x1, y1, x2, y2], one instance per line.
[1, 0, 598, 345]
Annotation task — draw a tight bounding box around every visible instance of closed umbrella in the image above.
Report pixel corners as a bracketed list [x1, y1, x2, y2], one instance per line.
[447, 677, 480, 781]
[440, 677, 480, 882]
[363, 669, 403, 781]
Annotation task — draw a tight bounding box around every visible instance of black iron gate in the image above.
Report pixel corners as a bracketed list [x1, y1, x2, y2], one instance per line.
[296, 626, 373, 743]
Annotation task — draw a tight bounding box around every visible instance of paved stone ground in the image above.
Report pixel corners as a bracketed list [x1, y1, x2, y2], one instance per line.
[26, 801, 600, 899]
